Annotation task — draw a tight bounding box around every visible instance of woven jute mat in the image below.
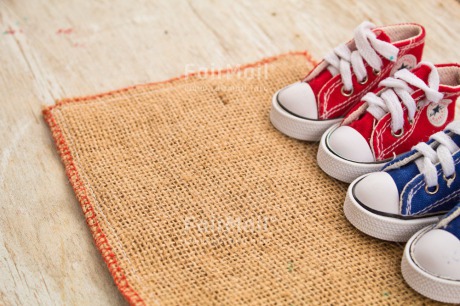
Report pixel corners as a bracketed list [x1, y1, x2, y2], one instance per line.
[43, 52, 440, 305]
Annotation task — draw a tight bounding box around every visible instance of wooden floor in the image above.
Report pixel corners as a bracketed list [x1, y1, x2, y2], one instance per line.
[1, 0, 459, 305]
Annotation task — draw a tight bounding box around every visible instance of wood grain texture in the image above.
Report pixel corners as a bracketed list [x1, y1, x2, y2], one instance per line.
[0, 0, 459, 305]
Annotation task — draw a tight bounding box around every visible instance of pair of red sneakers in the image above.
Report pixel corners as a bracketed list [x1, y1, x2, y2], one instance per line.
[270, 21, 460, 183]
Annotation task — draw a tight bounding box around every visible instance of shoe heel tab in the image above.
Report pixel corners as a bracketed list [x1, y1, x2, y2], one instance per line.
[434, 63, 460, 69]
[436, 63, 460, 88]
[381, 23, 425, 46]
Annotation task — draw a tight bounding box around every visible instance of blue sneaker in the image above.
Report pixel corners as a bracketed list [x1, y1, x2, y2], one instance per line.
[402, 204, 460, 303]
[344, 121, 460, 242]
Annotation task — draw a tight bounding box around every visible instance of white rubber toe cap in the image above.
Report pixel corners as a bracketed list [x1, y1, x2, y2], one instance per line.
[353, 172, 400, 215]
[277, 82, 318, 119]
[412, 229, 460, 280]
[327, 126, 374, 162]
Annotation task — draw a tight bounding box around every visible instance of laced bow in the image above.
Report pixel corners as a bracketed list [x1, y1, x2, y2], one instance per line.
[324, 21, 399, 92]
[413, 121, 460, 188]
[363, 62, 444, 133]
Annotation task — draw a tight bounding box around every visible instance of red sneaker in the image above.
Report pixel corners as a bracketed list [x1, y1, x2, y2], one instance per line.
[270, 21, 425, 141]
[317, 62, 460, 182]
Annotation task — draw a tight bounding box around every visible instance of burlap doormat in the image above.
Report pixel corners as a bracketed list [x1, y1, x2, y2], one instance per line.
[43, 52, 441, 305]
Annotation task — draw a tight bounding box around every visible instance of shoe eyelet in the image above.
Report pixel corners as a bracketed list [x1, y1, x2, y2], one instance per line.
[341, 86, 354, 97]
[358, 76, 368, 85]
[373, 68, 381, 76]
[443, 172, 456, 182]
[391, 127, 404, 138]
[408, 118, 414, 125]
[425, 184, 439, 195]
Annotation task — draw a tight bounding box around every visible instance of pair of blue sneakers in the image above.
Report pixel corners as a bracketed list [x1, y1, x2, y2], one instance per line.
[344, 121, 460, 303]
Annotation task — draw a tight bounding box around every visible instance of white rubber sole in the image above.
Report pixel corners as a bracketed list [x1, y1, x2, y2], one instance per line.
[402, 226, 460, 303]
[269, 90, 342, 141]
[344, 178, 441, 242]
[317, 124, 386, 183]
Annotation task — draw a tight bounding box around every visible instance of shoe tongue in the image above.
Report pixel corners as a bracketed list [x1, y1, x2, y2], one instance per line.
[450, 133, 460, 147]
[348, 63, 436, 145]
[373, 29, 391, 44]
[308, 29, 391, 96]
[405, 63, 433, 86]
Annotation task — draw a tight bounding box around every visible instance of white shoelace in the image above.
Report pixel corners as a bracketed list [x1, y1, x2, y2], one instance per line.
[362, 62, 444, 133]
[413, 121, 460, 188]
[324, 21, 399, 92]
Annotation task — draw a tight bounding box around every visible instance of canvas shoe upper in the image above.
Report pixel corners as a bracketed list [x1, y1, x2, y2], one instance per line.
[401, 204, 460, 303]
[318, 62, 460, 183]
[270, 21, 425, 141]
[343, 121, 460, 242]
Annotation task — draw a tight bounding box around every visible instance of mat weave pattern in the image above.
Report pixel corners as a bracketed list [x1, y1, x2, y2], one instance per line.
[43, 52, 439, 305]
